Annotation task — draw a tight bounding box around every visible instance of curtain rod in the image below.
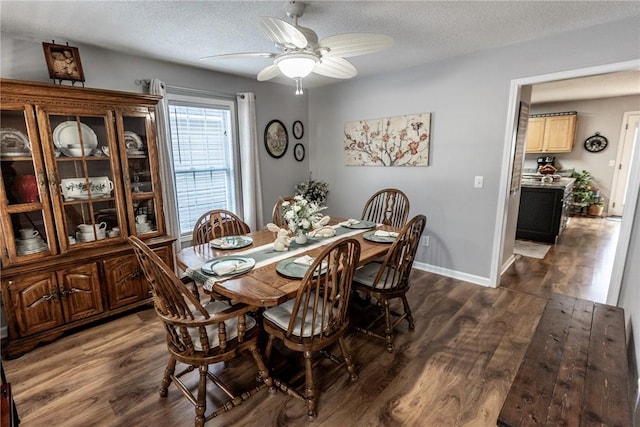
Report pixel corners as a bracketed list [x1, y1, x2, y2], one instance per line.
[135, 78, 239, 100]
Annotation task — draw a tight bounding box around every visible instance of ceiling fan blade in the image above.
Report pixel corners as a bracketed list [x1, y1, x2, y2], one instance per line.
[313, 57, 357, 79]
[259, 17, 307, 49]
[318, 33, 393, 58]
[257, 64, 282, 81]
[200, 52, 276, 61]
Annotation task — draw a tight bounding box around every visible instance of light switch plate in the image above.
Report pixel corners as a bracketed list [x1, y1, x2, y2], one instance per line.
[474, 176, 484, 188]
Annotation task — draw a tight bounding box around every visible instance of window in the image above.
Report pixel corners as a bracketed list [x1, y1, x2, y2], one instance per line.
[166, 95, 239, 237]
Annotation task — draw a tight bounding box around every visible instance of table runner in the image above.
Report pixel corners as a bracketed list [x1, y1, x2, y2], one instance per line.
[187, 223, 374, 290]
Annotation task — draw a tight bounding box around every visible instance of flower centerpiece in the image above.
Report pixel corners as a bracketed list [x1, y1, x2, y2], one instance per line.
[295, 174, 329, 205]
[282, 195, 326, 244]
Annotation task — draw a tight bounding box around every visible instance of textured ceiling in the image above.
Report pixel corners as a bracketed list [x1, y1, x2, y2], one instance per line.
[1, 0, 639, 98]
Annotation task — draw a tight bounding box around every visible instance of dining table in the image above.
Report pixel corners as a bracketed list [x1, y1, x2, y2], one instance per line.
[176, 218, 399, 308]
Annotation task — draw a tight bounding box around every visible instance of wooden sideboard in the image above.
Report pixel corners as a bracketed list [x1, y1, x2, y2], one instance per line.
[1, 79, 175, 357]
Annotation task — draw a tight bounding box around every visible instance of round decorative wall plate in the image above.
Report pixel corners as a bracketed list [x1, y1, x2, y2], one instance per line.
[294, 143, 305, 161]
[264, 119, 288, 158]
[293, 120, 304, 139]
[584, 132, 608, 153]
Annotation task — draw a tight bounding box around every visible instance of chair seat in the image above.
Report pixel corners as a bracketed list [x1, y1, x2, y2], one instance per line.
[263, 294, 326, 337]
[190, 301, 256, 351]
[353, 262, 399, 289]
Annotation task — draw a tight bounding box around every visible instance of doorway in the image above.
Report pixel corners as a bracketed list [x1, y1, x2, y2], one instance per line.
[492, 59, 640, 306]
[609, 111, 640, 216]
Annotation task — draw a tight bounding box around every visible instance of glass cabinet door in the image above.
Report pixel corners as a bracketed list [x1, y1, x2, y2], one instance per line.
[117, 110, 164, 238]
[0, 103, 57, 265]
[37, 108, 127, 251]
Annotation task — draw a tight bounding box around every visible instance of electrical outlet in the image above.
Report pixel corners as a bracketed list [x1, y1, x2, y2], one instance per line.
[421, 236, 430, 247]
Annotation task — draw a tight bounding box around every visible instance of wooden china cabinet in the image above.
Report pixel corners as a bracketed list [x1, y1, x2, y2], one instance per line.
[0, 79, 175, 358]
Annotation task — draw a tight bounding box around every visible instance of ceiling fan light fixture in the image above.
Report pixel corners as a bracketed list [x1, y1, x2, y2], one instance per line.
[275, 53, 318, 78]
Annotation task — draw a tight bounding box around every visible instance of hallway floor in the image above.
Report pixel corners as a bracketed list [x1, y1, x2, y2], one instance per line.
[502, 215, 621, 303]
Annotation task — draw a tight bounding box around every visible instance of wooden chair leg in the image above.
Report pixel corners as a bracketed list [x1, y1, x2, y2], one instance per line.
[303, 350, 317, 420]
[160, 356, 177, 397]
[401, 294, 415, 329]
[248, 344, 276, 393]
[265, 334, 275, 364]
[337, 336, 358, 381]
[382, 299, 394, 352]
[195, 365, 208, 427]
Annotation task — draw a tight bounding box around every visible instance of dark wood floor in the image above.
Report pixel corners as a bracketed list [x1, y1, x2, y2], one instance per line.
[3, 216, 620, 426]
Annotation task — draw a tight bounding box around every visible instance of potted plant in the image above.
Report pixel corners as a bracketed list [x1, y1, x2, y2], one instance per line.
[571, 170, 594, 207]
[588, 195, 604, 216]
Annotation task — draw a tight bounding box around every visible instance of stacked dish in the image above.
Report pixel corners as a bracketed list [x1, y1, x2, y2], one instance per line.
[135, 222, 154, 233]
[76, 229, 106, 242]
[1, 128, 31, 156]
[125, 131, 144, 154]
[53, 121, 98, 157]
[16, 234, 47, 255]
[76, 222, 108, 242]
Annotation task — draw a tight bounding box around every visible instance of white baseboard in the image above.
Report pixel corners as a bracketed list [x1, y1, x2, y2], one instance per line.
[501, 254, 517, 275]
[413, 261, 492, 288]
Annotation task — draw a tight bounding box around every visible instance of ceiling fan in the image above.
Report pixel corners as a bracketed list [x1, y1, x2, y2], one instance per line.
[200, 1, 393, 94]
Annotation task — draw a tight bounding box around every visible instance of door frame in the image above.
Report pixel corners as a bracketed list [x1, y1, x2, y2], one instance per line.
[609, 111, 640, 216]
[491, 59, 640, 306]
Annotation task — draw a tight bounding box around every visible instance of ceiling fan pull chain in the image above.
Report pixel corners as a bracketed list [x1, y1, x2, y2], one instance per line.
[295, 77, 304, 95]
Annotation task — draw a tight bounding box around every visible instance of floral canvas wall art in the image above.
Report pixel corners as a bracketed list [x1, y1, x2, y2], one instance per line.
[344, 112, 431, 166]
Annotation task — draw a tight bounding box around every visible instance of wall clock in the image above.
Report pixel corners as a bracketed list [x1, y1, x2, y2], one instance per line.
[584, 132, 608, 153]
[294, 143, 305, 161]
[264, 119, 288, 158]
[293, 120, 304, 139]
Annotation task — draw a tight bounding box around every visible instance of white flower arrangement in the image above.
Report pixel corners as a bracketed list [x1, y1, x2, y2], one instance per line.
[295, 175, 329, 205]
[282, 195, 326, 234]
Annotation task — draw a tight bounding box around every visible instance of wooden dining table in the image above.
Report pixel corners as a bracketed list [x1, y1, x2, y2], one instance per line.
[176, 219, 398, 308]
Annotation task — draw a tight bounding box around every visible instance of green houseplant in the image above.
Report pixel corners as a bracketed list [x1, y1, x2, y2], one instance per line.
[571, 170, 605, 216]
[571, 170, 594, 205]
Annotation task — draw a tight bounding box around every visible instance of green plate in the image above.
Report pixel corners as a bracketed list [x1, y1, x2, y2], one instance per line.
[340, 219, 377, 229]
[276, 257, 328, 279]
[363, 230, 397, 243]
[202, 256, 255, 277]
[209, 235, 253, 250]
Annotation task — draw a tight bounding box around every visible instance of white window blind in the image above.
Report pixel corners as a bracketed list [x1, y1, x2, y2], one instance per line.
[167, 99, 238, 236]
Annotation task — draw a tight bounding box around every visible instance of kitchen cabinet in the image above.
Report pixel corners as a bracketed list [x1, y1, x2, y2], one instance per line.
[0, 79, 175, 357]
[516, 179, 574, 244]
[525, 112, 577, 153]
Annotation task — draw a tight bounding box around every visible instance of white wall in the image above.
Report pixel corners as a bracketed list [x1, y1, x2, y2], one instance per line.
[0, 35, 309, 226]
[526, 95, 640, 209]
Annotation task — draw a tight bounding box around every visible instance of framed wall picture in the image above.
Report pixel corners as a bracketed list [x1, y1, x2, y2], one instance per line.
[294, 143, 305, 161]
[293, 120, 304, 139]
[264, 119, 288, 158]
[42, 42, 85, 83]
